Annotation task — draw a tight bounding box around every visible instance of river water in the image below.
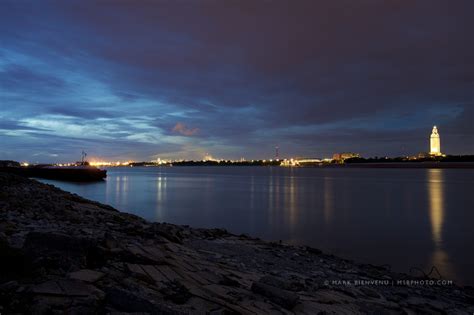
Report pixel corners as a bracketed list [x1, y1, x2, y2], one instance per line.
[39, 166, 474, 285]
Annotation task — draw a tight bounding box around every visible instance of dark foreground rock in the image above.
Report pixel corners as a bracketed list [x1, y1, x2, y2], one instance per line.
[0, 172, 473, 314]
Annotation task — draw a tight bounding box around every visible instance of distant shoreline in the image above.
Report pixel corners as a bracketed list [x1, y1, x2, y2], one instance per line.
[332, 162, 474, 169]
[164, 162, 474, 169]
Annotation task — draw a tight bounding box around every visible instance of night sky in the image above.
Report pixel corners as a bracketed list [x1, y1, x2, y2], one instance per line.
[1, 1, 473, 162]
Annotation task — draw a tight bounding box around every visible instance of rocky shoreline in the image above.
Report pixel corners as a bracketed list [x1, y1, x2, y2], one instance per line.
[1, 172, 473, 314]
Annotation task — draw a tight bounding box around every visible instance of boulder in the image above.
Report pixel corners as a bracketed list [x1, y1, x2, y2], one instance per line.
[68, 269, 105, 283]
[251, 280, 300, 310]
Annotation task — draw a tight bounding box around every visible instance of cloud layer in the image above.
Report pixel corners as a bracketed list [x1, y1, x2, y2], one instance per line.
[1, 1, 473, 162]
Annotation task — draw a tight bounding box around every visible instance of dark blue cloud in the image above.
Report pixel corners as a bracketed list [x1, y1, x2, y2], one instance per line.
[0, 0, 473, 162]
[0, 64, 65, 91]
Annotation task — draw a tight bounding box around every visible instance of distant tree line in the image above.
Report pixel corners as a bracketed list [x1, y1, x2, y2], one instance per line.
[172, 160, 281, 166]
[344, 155, 474, 164]
[128, 160, 283, 167]
[170, 160, 281, 166]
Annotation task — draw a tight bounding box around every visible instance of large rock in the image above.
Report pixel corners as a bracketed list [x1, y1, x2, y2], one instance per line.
[104, 287, 185, 314]
[68, 269, 105, 283]
[23, 232, 105, 270]
[0, 234, 29, 282]
[251, 280, 300, 310]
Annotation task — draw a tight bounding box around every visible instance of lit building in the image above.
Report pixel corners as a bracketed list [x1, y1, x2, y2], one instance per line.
[332, 152, 360, 163]
[203, 153, 218, 162]
[280, 158, 299, 167]
[429, 126, 442, 156]
[280, 157, 322, 167]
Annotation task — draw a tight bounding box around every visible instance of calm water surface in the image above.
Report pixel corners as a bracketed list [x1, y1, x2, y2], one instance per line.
[40, 167, 474, 285]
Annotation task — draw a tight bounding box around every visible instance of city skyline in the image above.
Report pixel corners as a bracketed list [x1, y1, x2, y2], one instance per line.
[1, 1, 474, 163]
[15, 125, 464, 166]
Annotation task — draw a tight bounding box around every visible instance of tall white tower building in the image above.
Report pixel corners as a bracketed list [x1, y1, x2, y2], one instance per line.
[430, 126, 442, 156]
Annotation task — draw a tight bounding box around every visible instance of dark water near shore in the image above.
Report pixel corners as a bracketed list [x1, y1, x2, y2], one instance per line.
[40, 167, 474, 285]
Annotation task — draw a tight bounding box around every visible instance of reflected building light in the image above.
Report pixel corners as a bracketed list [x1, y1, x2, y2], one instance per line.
[267, 175, 275, 224]
[115, 177, 121, 205]
[155, 176, 167, 219]
[287, 176, 298, 230]
[105, 174, 114, 205]
[427, 169, 455, 280]
[266, 174, 282, 230]
[282, 175, 298, 232]
[115, 176, 129, 206]
[156, 176, 167, 201]
[323, 177, 334, 224]
[428, 169, 444, 246]
[274, 175, 280, 215]
[249, 176, 255, 209]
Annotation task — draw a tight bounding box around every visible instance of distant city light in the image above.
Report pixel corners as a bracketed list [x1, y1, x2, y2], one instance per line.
[88, 161, 132, 167]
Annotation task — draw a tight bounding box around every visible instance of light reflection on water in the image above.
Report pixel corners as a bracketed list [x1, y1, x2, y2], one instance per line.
[427, 169, 455, 281]
[428, 169, 444, 246]
[155, 176, 167, 219]
[39, 166, 474, 285]
[114, 175, 129, 207]
[323, 176, 334, 224]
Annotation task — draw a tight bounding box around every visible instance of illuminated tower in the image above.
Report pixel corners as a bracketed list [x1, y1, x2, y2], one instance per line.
[429, 126, 442, 156]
